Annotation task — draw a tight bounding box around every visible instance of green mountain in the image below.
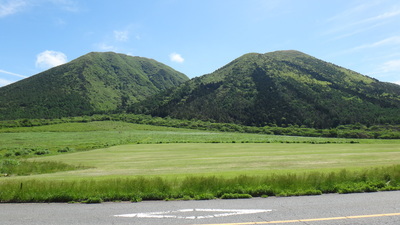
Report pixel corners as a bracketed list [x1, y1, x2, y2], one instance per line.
[0, 52, 189, 120]
[132, 50, 400, 128]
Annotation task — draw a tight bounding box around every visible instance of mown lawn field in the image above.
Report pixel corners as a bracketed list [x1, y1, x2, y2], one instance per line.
[28, 142, 400, 179]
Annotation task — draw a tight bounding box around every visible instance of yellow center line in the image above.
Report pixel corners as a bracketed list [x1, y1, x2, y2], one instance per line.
[194, 212, 400, 225]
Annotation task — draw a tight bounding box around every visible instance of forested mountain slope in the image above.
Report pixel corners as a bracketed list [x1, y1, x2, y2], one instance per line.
[132, 50, 400, 128]
[0, 52, 189, 120]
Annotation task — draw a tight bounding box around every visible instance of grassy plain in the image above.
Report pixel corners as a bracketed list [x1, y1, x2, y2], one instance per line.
[1, 121, 400, 202]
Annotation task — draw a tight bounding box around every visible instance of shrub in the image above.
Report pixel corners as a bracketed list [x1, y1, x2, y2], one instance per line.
[220, 193, 252, 199]
[82, 197, 103, 204]
[4, 151, 15, 157]
[34, 149, 51, 155]
[14, 149, 31, 156]
[57, 147, 73, 153]
[194, 193, 215, 200]
[0, 159, 20, 174]
[130, 196, 142, 202]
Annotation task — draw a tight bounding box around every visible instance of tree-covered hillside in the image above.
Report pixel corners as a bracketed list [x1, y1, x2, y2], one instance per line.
[132, 50, 400, 128]
[0, 52, 189, 120]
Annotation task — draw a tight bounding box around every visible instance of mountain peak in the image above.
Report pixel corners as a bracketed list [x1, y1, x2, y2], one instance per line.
[132, 50, 400, 128]
[0, 52, 189, 120]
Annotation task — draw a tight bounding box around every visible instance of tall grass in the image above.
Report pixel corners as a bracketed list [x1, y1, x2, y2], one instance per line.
[1, 165, 400, 203]
[0, 160, 87, 176]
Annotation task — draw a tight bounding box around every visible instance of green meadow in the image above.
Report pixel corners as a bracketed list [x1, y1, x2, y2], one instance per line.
[1, 121, 400, 202]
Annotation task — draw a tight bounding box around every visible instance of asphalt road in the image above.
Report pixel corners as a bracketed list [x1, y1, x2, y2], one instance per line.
[1, 191, 400, 225]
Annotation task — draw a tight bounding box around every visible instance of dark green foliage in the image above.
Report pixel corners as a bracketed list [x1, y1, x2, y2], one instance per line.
[34, 149, 51, 155]
[0, 52, 188, 120]
[132, 50, 400, 128]
[1, 113, 400, 139]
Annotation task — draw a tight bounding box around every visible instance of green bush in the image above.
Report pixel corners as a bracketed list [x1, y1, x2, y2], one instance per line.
[130, 196, 142, 202]
[34, 149, 51, 155]
[220, 193, 252, 199]
[57, 147, 73, 153]
[194, 193, 215, 200]
[4, 151, 15, 157]
[0, 159, 20, 174]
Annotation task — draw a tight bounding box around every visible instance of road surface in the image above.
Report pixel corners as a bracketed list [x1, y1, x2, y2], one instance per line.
[1, 191, 400, 225]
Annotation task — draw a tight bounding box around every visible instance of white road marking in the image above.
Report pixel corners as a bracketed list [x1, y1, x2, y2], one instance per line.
[114, 208, 272, 219]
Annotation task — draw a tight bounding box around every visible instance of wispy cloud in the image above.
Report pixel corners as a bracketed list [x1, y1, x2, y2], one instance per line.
[0, 0, 28, 18]
[379, 59, 400, 73]
[35, 50, 68, 70]
[0, 69, 27, 78]
[351, 36, 400, 52]
[323, 1, 400, 40]
[95, 42, 118, 52]
[169, 52, 184, 63]
[49, 0, 79, 12]
[327, 1, 380, 21]
[339, 36, 400, 54]
[0, 0, 79, 18]
[114, 30, 129, 42]
[0, 78, 14, 87]
[367, 58, 400, 82]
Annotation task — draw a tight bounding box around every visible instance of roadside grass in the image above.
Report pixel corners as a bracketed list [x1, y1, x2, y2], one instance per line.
[1, 165, 400, 203]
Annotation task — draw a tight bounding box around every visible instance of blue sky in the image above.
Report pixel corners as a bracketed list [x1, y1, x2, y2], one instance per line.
[1, 0, 400, 87]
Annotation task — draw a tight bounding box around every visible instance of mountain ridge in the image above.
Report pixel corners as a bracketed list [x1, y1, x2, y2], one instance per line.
[1, 50, 399, 128]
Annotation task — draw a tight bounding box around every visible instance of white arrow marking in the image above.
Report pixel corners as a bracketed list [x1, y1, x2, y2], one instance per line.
[115, 208, 272, 219]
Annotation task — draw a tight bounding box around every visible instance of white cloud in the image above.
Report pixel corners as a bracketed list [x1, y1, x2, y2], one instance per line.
[48, 0, 79, 12]
[35, 50, 68, 70]
[0, 0, 79, 18]
[324, 2, 400, 40]
[169, 52, 184, 63]
[393, 81, 400, 85]
[341, 36, 400, 54]
[0, 78, 13, 87]
[0, 0, 28, 17]
[380, 59, 400, 73]
[114, 30, 129, 42]
[361, 9, 400, 23]
[0, 69, 27, 78]
[95, 42, 118, 52]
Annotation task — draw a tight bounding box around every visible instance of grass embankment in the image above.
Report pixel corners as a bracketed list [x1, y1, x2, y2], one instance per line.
[1, 121, 400, 202]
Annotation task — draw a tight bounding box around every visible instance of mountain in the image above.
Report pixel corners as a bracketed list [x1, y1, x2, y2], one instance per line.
[131, 50, 400, 128]
[0, 52, 189, 120]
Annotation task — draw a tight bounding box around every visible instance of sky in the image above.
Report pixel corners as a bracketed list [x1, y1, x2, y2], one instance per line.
[1, 0, 400, 87]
